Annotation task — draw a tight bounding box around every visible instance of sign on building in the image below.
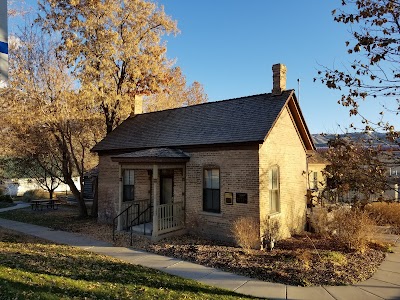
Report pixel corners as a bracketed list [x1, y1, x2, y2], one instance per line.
[0, 0, 8, 87]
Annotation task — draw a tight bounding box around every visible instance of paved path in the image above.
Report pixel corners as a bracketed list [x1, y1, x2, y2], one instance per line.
[0, 205, 400, 299]
[0, 201, 30, 212]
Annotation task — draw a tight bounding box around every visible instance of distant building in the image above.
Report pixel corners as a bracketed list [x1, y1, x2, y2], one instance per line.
[0, 0, 8, 86]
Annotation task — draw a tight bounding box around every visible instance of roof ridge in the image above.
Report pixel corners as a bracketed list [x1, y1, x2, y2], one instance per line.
[138, 90, 294, 116]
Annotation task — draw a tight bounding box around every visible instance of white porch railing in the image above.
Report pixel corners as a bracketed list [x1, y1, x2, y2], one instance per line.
[157, 202, 184, 235]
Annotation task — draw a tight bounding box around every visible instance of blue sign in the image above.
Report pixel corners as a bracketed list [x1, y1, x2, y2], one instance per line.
[0, 41, 8, 54]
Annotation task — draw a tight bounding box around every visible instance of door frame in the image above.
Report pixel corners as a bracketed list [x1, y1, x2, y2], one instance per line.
[160, 169, 174, 205]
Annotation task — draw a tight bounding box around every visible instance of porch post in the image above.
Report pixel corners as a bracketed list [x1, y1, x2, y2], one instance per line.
[117, 164, 123, 230]
[152, 164, 159, 238]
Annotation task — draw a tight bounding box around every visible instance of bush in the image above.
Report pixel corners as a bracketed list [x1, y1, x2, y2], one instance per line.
[0, 194, 13, 203]
[365, 202, 400, 232]
[330, 208, 376, 253]
[309, 207, 331, 237]
[22, 189, 49, 202]
[232, 217, 260, 250]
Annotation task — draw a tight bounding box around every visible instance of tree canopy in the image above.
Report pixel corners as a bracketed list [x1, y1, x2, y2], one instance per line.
[144, 67, 208, 112]
[37, 0, 179, 134]
[1, 22, 102, 216]
[1, 0, 208, 217]
[323, 137, 388, 202]
[317, 0, 400, 138]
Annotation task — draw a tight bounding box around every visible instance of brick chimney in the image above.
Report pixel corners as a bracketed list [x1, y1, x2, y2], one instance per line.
[272, 63, 287, 95]
[130, 95, 143, 116]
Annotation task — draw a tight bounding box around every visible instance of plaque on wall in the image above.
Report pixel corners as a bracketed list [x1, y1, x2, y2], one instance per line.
[224, 192, 233, 205]
[236, 193, 248, 204]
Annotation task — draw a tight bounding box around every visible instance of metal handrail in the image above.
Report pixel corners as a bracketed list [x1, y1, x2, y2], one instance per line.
[130, 204, 153, 246]
[112, 204, 137, 241]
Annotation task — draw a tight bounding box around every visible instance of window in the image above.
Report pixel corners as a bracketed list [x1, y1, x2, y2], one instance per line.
[123, 169, 134, 202]
[269, 166, 280, 213]
[203, 168, 220, 213]
[310, 171, 318, 190]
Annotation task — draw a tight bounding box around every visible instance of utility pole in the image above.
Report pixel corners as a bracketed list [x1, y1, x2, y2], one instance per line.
[0, 0, 8, 87]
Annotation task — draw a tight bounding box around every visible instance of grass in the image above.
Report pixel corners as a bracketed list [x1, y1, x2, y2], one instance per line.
[0, 228, 254, 300]
[0, 202, 16, 209]
[0, 205, 93, 231]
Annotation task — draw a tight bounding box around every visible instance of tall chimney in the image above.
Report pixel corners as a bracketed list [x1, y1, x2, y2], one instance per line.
[130, 95, 143, 116]
[272, 63, 287, 95]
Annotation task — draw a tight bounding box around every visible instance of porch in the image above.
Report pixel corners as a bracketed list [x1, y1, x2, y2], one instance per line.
[111, 148, 189, 242]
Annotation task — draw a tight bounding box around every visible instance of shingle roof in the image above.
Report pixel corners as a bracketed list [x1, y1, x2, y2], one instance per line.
[113, 148, 190, 159]
[93, 90, 293, 152]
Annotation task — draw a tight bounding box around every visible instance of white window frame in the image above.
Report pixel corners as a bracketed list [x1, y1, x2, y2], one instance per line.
[269, 166, 280, 214]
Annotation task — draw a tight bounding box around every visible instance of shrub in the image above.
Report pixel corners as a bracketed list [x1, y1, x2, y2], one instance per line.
[309, 207, 331, 237]
[232, 217, 260, 250]
[365, 202, 400, 233]
[0, 194, 13, 203]
[22, 189, 49, 202]
[262, 217, 281, 241]
[330, 208, 376, 253]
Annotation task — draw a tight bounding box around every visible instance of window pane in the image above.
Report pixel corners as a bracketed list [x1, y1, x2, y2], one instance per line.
[203, 189, 213, 210]
[211, 169, 219, 189]
[271, 168, 278, 189]
[204, 170, 212, 188]
[270, 190, 279, 213]
[123, 170, 134, 185]
[269, 166, 280, 213]
[212, 189, 220, 211]
[123, 185, 134, 202]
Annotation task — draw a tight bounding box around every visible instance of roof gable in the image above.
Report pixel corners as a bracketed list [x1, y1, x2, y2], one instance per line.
[92, 90, 314, 152]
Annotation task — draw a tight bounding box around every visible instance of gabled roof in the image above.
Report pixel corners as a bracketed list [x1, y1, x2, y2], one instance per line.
[92, 90, 315, 152]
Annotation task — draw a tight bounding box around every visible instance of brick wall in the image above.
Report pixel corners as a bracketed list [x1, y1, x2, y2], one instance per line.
[98, 155, 119, 223]
[185, 149, 259, 242]
[98, 155, 185, 224]
[259, 106, 308, 239]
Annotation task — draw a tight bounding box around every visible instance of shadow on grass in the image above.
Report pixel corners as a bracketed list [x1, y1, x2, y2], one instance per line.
[0, 242, 253, 299]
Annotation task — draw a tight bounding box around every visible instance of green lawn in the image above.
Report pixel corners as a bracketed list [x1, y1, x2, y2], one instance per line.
[0, 229, 254, 300]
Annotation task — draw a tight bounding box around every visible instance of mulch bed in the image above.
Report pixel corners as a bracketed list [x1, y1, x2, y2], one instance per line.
[142, 234, 386, 286]
[0, 206, 388, 287]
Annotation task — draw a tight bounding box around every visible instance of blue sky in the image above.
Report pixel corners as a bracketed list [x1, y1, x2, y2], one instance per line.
[9, 0, 395, 134]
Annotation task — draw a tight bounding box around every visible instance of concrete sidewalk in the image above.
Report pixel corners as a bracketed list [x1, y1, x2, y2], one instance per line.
[0, 201, 30, 212]
[0, 214, 399, 299]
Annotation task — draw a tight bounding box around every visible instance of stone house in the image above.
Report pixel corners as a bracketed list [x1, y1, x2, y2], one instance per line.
[92, 64, 315, 242]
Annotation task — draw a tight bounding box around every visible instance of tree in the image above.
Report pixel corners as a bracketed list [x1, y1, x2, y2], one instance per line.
[317, 0, 400, 138]
[1, 22, 102, 217]
[144, 67, 208, 112]
[0, 156, 61, 199]
[37, 0, 179, 134]
[323, 137, 388, 203]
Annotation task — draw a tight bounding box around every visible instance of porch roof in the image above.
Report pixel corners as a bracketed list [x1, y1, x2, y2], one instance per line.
[111, 148, 190, 163]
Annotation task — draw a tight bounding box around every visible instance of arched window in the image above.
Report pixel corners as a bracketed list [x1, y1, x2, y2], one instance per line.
[269, 166, 280, 213]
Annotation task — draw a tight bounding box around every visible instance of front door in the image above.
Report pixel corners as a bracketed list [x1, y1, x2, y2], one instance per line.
[160, 169, 174, 205]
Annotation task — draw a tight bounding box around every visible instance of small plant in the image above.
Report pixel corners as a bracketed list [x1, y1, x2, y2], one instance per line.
[309, 207, 331, 236]
[296, 249, 313, 270]
[232, 217, 260, 250]
[321, 251, 347, 266]
[262, 217, 281, 250]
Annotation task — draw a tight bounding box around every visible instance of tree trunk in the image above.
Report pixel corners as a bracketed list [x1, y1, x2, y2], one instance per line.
[49, 189, 53, 200]
[91, 176, 98, 218]
[66, 177, 88, 217]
